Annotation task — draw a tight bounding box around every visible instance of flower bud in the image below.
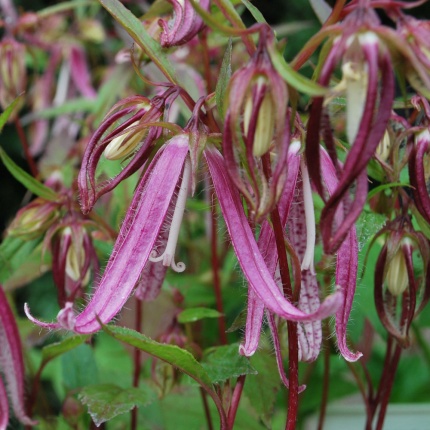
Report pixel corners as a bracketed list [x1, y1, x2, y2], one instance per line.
[0, 39, 26, 116]
[104, 122, 148, 160]
[8, 198, 59, 240]
[385, 244, 409, 296]
[376, 130, 391, 161]
[243, 77, 276, 157]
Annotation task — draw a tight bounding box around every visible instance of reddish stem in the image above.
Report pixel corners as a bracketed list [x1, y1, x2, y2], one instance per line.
[14, 117, 39, 178]
[200, 387, 214, 430]
[317, 322, 331, 430]
[131, 298, 143, 430]
[227, 375, 246, 429]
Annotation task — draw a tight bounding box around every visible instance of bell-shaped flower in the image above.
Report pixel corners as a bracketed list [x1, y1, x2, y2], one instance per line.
[306, 5, 395, 253]
[26, 134, 191, 333]
[0, 287, 36, 429]
[158, 0, 210, 48]
[371, 217, 430, 348]
[223, 27, 289, 222]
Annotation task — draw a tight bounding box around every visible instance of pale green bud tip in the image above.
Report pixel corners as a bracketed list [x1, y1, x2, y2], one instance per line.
[386, 246, 409, 296]
[104, 122, 146, 160]
[376, 130, 391, 161]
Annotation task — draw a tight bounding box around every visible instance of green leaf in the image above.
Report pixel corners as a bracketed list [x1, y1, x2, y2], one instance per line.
[0, 236, 41, 283]
[101, 325, 214, 389]
[42, 335, 89, 366]
[269, 46, 328, 96]
[37, 0, 97, 18]
[367, 182, 412, 201]
[216, 38, 232, 120]
[412, 206, 430, 240]
[0, 148, 58, 201]
[61, 343, 99, 390]
[99, 0, 177, 84]
[244, 352, 281, 428]
[79, 384, 155, 426]
[177, 307, 222, 324]
[0, 96, 23, 132]
[32, 98, 96, 119]
[202, 344, 257, 383]
[240, 0, 267, 24]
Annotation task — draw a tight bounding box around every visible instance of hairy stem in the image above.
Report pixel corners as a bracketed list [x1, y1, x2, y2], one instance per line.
[227, 375, 246, 429]
[131, 298, 143, 430]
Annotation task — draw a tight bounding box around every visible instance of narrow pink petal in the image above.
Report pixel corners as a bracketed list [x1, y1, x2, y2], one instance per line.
[239, 288, 265, 357]
[73, 136, 189, 333]
[320, 150, 362, 361]
[0, 288, 35, 426]
[70, 46, 97, 99]
[287, 170, 322, 362]
[239, 145, 301, 356]
[205, 148, 342, 321]
[0, 378, 9, 430]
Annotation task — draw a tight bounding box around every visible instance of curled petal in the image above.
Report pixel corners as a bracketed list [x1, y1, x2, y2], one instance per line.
[239, 289, 264, 357]
[205, 148, 343, 322]
[70, 45, 97, 99]
[159, 0, 210, 47]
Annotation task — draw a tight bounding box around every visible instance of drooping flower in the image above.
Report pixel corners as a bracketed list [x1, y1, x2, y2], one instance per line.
[306, 5, 395, 253]
[26, 134, 191, 333]
[158, 0, 210, 48]
[223, 26, 289, 222]
[238, 140, 361, 363]
[0, 287, 35, 429]
[372, 217, 430, 347]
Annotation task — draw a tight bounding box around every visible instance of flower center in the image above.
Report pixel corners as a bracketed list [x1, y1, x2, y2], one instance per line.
[149, 157, 191, 272]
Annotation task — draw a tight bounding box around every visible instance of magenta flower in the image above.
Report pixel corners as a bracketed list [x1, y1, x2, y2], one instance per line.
[26, 134, 191, 333]
[0, 287, 35, 429]
[238, 141, 361, 363]
[158, 0, 210, 48]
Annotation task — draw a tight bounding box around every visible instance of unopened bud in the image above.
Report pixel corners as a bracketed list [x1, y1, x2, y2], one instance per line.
[8, 199, 59, 240]
[386, 245, 409, 296]
[243, 77, 276, 157]
[104, 122, 147, 160]
[376, 130, 391, 161]
[0, 39, 27, 115]
[343, 60, 369, 144]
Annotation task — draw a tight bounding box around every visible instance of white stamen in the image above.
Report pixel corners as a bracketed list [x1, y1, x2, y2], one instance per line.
[300, 157, 316, 274]
[149, 158, 191, 272]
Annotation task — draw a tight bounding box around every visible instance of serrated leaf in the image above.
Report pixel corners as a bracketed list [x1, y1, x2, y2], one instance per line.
[202, 344, 257, 383]
[216, 38, 232, 120]
[0, 236, 41, 283]
[178, 307, 222, 323]
[99, 0, 177, 84]
[0, 95, 24, 132]
[244, 352, 281, 428]
[101, 325, 214, 389]
[79, 384, 155, 426]
[241, 0, 267, 24]
[0, 148, 58, 200]
[269, 46, 328, 96]
[42, 335, 89, 365]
